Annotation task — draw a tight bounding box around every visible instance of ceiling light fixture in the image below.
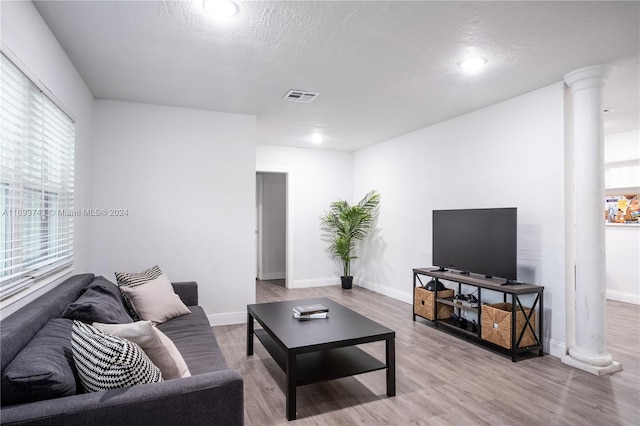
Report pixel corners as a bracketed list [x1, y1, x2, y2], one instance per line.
[311, 132, 323, 144]
[459, 57, 487, 73]
[202, 0, 239, 19]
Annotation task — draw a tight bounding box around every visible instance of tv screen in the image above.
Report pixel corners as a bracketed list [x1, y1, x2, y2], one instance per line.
[432, 208, 517, 281]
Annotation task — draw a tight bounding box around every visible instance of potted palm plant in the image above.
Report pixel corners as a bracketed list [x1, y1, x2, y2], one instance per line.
[319, 190, 380, 289]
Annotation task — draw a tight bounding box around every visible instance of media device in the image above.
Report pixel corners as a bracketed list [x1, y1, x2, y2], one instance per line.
[432, 207, 517, 282]
[425, 278, 446, 291]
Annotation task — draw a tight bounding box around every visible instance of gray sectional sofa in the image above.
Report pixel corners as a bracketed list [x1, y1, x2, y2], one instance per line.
[0, 273, 244, 425]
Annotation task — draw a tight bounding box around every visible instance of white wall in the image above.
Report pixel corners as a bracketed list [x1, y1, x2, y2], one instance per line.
[258, 172, 286, 280]
[606, 226, 640, 304]
[605, 129, 640, 163]
[353, 83, 567, 357]
[0, 0, 94, 315]
[91, 100, 256, 325]
[605, 129, 640, 190]
[256, 145, 353, 288]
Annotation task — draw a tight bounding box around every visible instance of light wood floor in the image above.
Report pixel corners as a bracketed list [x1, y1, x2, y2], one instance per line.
[214, 281, 640, 425]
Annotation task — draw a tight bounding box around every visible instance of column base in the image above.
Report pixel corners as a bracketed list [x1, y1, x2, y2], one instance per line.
[561, 355, 622, 376]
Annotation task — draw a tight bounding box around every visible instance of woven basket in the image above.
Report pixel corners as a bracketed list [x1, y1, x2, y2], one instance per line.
[481, 303, 536, 349]
[414, 287, 454, 320]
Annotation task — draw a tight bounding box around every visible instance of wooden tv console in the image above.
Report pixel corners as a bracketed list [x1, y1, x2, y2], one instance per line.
[412, 268, 544, 362]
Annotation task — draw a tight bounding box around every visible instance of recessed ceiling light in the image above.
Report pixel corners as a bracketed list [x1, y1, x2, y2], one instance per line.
[311, 132, 323, 144]
[202, 0, 239, 19]
[459, 57, 487, 73]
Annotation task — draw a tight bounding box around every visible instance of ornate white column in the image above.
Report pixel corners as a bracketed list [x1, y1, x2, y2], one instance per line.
[562, 65, 621, 375]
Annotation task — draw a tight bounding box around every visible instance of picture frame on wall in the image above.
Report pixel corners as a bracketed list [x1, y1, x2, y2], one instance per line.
[605, 194, 640, 224]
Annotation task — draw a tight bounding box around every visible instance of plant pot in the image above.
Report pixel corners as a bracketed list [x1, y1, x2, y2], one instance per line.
[341, 276, 353, 289]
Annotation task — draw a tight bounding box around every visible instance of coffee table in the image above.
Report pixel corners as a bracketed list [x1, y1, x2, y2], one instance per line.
[247, 297, 396, 420]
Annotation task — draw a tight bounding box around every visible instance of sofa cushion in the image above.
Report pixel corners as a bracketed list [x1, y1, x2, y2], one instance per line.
[71, 321, 163, 392]
[157, 306, 228, 375]
[93, 321, 190, 380]
[1, 318, 79, 406]
[114, 265, 163, 320]
[62, 277, 133, 324]
[119, 274, 191, 325]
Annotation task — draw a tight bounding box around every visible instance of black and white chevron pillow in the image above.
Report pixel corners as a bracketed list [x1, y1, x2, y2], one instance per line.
[114, 265, 164, 320]
[71, 321, 162, 392]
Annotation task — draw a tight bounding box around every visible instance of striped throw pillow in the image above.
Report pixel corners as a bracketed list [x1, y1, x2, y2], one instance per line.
[71, 321, 162, 392]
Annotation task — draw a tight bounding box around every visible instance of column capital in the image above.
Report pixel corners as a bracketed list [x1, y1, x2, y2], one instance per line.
[564, 64, 614, 92]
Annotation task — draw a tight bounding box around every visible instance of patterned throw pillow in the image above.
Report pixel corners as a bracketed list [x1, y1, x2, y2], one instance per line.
[114, 265, 163, 321]
[93, 321, 190, 380]
[71, 321, 162, 392]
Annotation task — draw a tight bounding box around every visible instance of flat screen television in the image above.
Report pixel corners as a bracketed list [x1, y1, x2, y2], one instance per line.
[432, 207, 517, 281]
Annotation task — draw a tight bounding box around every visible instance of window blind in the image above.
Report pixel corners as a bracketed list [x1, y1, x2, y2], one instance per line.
[1, 52, 75, 300]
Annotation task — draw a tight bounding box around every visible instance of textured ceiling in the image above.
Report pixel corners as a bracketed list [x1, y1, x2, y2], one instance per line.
[33, 0, 640, 151]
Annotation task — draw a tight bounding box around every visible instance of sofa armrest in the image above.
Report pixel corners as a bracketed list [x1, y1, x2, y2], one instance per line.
[171, 281, 198, 306]
[0, 369, 243, 426]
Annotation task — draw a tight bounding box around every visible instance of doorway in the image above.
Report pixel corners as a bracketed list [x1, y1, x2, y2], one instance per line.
[256, 172, 287, 287]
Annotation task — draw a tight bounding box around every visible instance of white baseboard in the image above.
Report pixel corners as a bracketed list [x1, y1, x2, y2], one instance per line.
[259, 271, 286, 280]
[207, 311, 246, 326]
[547, 338, 567, 358]
[291, 277, 340, 288]
[357, 279, 413, 305]
[606, 290, 640, 305]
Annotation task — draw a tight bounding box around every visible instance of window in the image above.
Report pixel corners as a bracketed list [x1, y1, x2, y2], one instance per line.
[1, 53, 75, 300]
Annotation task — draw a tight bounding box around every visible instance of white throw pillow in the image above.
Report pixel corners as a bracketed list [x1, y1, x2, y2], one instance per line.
[115, 265, 164, 321]
[93, 321, 191, 380]
[71, 321, 162, 392]
[119, 273, 191, 325]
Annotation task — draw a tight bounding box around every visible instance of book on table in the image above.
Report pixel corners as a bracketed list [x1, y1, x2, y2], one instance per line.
[293, 312, 328, 320]
[292, 303, 329, 315]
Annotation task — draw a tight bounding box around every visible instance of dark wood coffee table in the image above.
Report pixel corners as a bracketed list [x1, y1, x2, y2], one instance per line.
[247, 297, 396, 420]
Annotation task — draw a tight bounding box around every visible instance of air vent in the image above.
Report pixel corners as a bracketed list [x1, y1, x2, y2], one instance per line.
[283, 90, 319, 103]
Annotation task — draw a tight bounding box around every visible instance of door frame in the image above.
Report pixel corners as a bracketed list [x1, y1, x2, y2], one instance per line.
[256, 171, 290, 287]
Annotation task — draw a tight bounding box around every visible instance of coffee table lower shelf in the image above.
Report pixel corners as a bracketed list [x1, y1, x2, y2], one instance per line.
[254, 329, 387, 385]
